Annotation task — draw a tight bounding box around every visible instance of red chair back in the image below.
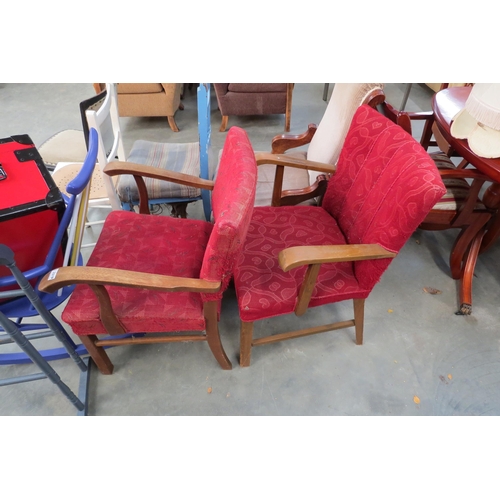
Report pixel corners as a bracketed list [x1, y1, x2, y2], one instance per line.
[200, 127, 258, 298]
[322, 105, 446, 290]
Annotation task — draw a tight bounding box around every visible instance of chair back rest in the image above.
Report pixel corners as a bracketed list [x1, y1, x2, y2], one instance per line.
[322, 105, 446, 290]
[307, 83, 384, 185]
[200, 127, 257, 298]
[84, 83, 125, 210]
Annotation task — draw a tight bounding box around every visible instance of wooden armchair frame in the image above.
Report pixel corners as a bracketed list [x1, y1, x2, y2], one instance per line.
[39, 160, 233, 374]
[236, 151, 397, 366]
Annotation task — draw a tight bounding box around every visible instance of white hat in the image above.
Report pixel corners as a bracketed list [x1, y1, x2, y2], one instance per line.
[450, 83, 500, 159]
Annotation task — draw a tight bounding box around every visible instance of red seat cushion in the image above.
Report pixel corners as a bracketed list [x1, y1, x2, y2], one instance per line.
[234, 206, 369, 322]
[62, 210, 213, 335]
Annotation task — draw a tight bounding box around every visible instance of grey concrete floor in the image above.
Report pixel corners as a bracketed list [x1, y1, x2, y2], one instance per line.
[1, 83, 500, 416]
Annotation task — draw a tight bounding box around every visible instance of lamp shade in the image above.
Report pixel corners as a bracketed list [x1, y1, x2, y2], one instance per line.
[450, 83, 500, 158]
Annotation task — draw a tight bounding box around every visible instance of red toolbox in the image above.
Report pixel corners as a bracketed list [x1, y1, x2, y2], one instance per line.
[0, 135, 66, 293]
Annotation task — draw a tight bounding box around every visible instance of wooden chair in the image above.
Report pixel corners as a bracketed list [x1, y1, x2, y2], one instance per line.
[213, 83, 294, 132]
[87, 83, 214, 220]
[253, 83, 385, 207]
[378, 99, 494, 315]
[233, 105, 446, 366]
[404, 83, 474, 163]
[39, 127, 258, 375]
[51, 89, 119, 246]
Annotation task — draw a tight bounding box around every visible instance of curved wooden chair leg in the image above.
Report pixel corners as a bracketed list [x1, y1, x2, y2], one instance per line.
[80, 335, 114, 374]
[457, 230, 486, 315]
[240, 321, 254, 367]
[204, 302, 232, 370]
[220, 116, 228, 132]
[168, 116, 179, 132]
[449, 227, 470, 279]
[449, 215, 490, 279]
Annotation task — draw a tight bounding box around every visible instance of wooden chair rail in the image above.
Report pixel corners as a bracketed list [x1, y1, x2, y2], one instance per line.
[95, 334, 207, 346]
[251, 319, 356, 346]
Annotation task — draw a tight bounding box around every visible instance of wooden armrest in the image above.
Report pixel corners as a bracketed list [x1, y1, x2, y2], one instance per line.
[279, 244, 396, 272]
[39, 266, 221, 294]
[105, 160, 214, 214]
[279, 244, 396, 316]
[271, 124, 318, 154]
[255, 153, 336, 174]
[104, 161, 215, 190]
[40, 266, 221, 336]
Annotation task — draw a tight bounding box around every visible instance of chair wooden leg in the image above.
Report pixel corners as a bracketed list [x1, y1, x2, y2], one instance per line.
[457, 229, 486, 315]
[450, 215, 490, 279]
[168, 116, 179, 132]
[204, 302, 232, 370]
[178, 102, 184, 111]
[420, 116, 435, 151]
[240, 321, 254, 367]
[80, 335, 114, 375]
[353, 299, 365, 345]
[220, 116, 228, 132]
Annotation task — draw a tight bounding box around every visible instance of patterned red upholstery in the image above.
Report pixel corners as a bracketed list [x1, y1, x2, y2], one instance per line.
[201, 127, 259, 300]
[62, 127, 257, 336]
[234, 105, 446, 322]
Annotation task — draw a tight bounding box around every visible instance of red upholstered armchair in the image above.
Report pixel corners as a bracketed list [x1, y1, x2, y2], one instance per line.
[39, 127, 257, 374]
[213, 83, 294, 132]
[233, 105, 447, 366]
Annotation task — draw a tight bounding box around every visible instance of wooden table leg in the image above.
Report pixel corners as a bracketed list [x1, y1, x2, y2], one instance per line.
[457, 230, 486, 315]
[480, 183, 500, 253]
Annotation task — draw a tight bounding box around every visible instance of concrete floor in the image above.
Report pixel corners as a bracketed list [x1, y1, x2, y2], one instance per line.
[1, 83, 500, 416]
